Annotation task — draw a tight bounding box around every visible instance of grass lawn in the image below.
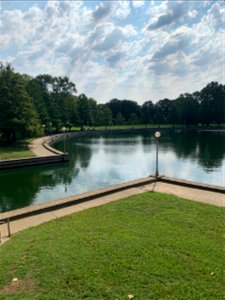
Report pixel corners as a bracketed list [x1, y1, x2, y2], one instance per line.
[0, 192, 224, 299]
[70, 124, 174, 131]
[0, 141, 35, 160]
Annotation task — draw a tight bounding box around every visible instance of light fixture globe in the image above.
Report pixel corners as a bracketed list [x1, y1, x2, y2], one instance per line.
[154, 131, 161, 138]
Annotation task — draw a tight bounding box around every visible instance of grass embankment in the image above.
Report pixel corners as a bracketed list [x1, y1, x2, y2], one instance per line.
[71, 124, 174, 131]
[70, 124, 225, 131]
[0, 140, 35, 160]
[0, 192, 224, 299]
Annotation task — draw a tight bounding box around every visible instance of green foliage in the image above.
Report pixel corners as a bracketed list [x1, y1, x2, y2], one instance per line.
[154, 105, 165, 126]
[115, 112, 125, 125]
[141, 100, 154, 125]
[96, 104, 113, 128]
[107, 99, 140, 123]
[199, 82, 225, 125]
[0, 193, 224, 299]
[175, 93, 199, 127]
[0, 63, 41, 145]
[0, 62, 224, 145]
[77, 94, 93, 130]
[128, 113, 139, 126]
[0, 142, 34, 160]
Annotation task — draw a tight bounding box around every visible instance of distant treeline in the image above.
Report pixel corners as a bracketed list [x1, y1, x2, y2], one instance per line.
[0, 62, 225, 145]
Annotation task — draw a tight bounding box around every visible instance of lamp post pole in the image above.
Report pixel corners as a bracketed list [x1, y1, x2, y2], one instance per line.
[49, 122, 52, 136]
[62, 126, 66, 154]
[42, 124, 45, 136]
[154, 131, 161, 177]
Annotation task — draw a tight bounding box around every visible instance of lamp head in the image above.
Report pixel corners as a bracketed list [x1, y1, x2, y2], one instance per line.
[154, 131, 161, 138]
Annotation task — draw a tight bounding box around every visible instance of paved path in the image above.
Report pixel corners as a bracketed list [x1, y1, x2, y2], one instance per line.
[0, 181, 224, 243]
[28, 136, 57, 157]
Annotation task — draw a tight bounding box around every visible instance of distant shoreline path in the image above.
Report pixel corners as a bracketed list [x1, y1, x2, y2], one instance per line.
[29, 136, 58, 157]
[29, 127, 225, 158]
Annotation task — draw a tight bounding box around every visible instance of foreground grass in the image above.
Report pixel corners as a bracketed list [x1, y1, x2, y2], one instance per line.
[0, 141, 34, 160]
[0, 192, 224, 299]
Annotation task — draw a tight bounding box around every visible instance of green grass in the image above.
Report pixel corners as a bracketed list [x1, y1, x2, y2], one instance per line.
[0, 192, 224, 299]
[70, 123, 225, 132]
[71, 124, 174, 131]
[0, 141, 35, 160]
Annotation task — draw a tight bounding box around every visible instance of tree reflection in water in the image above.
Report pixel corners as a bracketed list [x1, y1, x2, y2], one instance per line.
[0, 130, 224, 212]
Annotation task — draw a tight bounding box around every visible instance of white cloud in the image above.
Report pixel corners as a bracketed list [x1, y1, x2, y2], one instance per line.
[115, 1, 131, 19]
[132, 0, 145, 8]
[92, 1, 113, 22]
[188, 10, 198, 19]
[0, 0, 224, 104]
[204, 2, 225, 27]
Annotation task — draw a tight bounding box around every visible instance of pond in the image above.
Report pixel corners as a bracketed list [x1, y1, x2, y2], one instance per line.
[0, 130, 224, 212]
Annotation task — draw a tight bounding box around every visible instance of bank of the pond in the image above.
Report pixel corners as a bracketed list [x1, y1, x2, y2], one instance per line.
[0, 142, 34, 160]
[0, 134, 70, 170]
[1, 126, 224, 169]
[0, 177, 224, 242]
[0, 192, 224, 299]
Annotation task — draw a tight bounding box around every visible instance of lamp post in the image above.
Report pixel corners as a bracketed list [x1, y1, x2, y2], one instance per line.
[62, 126, 66, 154]
[49, 122, 52, 136]
[42, 124, 45, 136]
[154, 131, 161, 177]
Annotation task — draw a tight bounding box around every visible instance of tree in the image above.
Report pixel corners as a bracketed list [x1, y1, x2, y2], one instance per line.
[115, 112, 125, 126]
[106, 99, 122, 122]
[120, 100, 140, 122]
[128, 113, 139, 128]
[34, 74, 62, 131]
[107, 99, 140, 124]
[0, 63, 41, 144]
[51, 76, 77, 127]
[199, 82, 225, 125]
[63, 95, 79, 130]
[77, 94, 92, 130]
[168, 104, 180, 126]
[154, 105, 165, 127]
[96, 104, 112, 129]
[26, 78, 50, 126]
[88, 98, 97, 128]
[175, 93, 199, 127]
[141, 101, 154, 127]
[156, 99, 173, 123]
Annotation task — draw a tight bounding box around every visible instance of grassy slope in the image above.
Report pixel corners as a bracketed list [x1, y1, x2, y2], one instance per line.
[0, 192, 224, 300]
[0, 141, 35, 160]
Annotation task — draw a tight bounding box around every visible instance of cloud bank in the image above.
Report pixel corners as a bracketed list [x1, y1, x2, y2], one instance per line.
[1, 0, 224, 103]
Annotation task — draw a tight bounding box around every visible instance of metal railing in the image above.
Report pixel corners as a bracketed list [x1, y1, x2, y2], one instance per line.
[0, 218, 11, 243]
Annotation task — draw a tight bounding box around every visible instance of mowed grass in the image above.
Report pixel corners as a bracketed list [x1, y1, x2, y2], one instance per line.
[0, 141, 34, 160]
[70, 124, 174, 131]
[0, 192, 224, 299]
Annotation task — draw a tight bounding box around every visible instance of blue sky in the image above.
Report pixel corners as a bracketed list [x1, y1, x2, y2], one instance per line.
[0, 0, 224, 104]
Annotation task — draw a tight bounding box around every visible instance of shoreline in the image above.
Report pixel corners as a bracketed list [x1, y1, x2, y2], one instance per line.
[0, 176, 224, 243]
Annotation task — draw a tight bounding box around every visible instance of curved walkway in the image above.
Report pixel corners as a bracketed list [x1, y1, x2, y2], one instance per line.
[29, 136, 59, 157]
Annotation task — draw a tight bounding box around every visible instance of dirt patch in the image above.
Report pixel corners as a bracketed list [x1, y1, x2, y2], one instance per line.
[0, 273, 37, 295]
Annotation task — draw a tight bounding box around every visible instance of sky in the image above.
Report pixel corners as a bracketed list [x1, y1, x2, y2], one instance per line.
[0, 0, 224, 104]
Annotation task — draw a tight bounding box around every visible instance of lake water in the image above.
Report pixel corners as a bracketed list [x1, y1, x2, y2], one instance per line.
[0, 130, 224, 212]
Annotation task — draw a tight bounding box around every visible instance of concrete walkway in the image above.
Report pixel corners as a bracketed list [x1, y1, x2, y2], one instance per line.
[0, 179, 224, 243]
[28, 136, 57, 157]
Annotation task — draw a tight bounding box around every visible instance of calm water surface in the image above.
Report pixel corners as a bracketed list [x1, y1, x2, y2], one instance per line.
[0, 131, 224, 212]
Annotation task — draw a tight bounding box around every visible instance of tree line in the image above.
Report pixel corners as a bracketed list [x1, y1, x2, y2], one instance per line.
[0, 62, 224, 145]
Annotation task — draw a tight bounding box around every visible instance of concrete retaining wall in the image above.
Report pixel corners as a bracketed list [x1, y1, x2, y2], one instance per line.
[0, 177, 157, 222]
[157, 176, 225, 193]
[0, 175, 224, 223]
[0, 154, 69, 170]
[0, 133, 71, 170]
